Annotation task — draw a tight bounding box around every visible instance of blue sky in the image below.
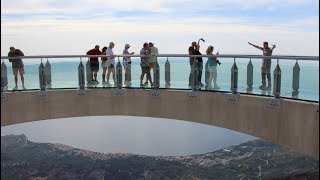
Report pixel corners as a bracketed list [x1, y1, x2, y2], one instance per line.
[1, 0, 319, 56]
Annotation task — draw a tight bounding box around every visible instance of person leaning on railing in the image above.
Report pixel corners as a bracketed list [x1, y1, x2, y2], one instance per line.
[248, 41, 276, 90]
[8, 46, 26, 90]
[86, 45, 101, 83]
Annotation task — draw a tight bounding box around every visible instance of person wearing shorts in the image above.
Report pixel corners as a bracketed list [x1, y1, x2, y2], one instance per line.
[86, 45, 101, 83]
[140, 43, 152, 86]
[147, 42, 158, 85]
[8, 47, 25, 90]
[106, 42, 116, 85]
[123, 44, 134, 86]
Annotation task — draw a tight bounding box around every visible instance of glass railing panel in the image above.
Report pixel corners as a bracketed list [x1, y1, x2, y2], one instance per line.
[278, 59, 319, 101]
[50, 60, 79, 89]
[5, 58, 41, 90]
[1, 55, 319, 102]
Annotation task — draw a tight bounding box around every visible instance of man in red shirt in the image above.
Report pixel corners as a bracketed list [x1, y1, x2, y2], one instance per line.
[86, 45, 101, 83]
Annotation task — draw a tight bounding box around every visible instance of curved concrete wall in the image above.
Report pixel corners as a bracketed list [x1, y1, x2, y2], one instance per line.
[1, 89, 319, 160]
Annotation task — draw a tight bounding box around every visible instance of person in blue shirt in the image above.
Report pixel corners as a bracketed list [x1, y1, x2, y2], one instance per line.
[206, 45, 220, 89]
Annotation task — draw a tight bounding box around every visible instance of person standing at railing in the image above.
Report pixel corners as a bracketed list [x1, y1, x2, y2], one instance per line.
[206, 46, 220, 89]
[101, 46, 108, 84]
[86, 45, 101, 83]
[123, 44, 134, 86]
[148, 42, 158, 82]
[106, 42, 116, 86]
[188, 41, 196, 87]
[8, 47, 26, 90]
[248, 42, 276, 90]
[140, 42, 153, 87]
[195, 38, 205, 87]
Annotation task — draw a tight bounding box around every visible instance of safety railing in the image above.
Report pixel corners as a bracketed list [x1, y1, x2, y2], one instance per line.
[1, 54, 319, 101]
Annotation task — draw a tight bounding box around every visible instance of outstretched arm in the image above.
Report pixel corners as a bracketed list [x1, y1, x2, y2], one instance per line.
[196, 40, 200, 51]
[248, 42, 263, 50]
[271, 44, 276, 51]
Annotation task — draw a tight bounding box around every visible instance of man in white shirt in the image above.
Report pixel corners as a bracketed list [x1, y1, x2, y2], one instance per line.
[106, 42, 116, 85]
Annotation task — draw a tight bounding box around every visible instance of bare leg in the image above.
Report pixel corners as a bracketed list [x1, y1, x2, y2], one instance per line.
[107, 68, 111, 83]
[149, 67, 154, 83]
[14, 75, 18, 87]
[21, 74, 25, 87]
[111, 68, 116, 83]
[147, 71, 152, 84]
[140, 73, 145, 85]
[102, 67, 107, 81]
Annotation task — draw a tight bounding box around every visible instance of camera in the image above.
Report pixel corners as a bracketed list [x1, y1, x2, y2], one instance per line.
[216, 60, 221, 65]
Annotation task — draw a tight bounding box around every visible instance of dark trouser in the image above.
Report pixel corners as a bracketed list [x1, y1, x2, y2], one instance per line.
[261, 66, 271, 86]
[197, 61, 203, 84]
[189, 59, 194, 85]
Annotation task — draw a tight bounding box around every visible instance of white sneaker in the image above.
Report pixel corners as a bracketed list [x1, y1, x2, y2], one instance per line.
[13, 86, 18, 90]
[22, 86, 26, 90]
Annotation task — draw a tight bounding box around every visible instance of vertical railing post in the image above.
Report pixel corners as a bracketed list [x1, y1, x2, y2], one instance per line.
[86, 59, 92, 85]
[45, 58, 52, 88]
[231, 58, 238, 94]
[39, 59, 46, 91]
[273, 59, 281, 98]
[165, 57, 170, 86]
[191, 60, 198, 90]
[153, 61, 160, 89]
[205, 60, 209, 86]
[78, 59, 85, 90]
[116, 57, 122, 89]
[1, 60, 8, 92]
[292, 60, 300, 97]
[247, 58, 253, 92]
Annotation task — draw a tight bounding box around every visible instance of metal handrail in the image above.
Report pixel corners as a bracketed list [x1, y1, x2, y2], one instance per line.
[1, 54, 319, 61]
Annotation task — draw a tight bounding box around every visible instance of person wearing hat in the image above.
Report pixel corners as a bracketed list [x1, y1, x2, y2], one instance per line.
[105, 42, 116, 85]
[123, 44, 134, 86]
[86, 45, 102, 83]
